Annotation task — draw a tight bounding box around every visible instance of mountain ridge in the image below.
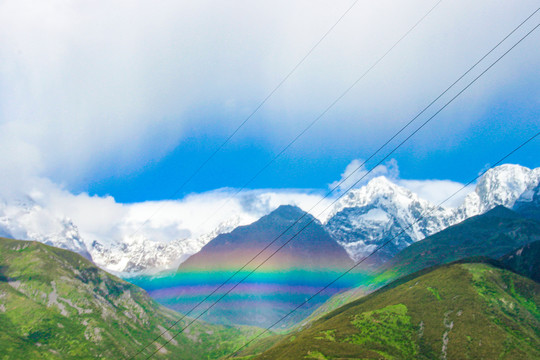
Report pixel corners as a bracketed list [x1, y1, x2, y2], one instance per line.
[1, 164, 538, 275]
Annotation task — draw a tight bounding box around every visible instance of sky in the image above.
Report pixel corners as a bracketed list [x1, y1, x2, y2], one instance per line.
[0, 0, 539, 245]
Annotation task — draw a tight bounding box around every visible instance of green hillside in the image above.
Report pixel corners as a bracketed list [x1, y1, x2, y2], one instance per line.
[0, 237, 266, 359]
[293, 206, 540, 327]
[254, 260, 540, 360]
[376, 206, 540, 285]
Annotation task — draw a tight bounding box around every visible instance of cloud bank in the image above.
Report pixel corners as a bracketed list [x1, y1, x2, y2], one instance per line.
[1, 0, 539, 194]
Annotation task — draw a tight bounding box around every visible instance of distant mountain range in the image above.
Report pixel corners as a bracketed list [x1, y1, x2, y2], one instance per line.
[325, 164, 540, 264]
[377, 205, 540, 283]
[0, 164, 538, 275]
[289, 205, 540, 328]
[179, 205, 354, 271]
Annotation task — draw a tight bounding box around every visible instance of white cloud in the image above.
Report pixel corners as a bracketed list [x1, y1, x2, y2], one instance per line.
[329, 158, 472, 208]
[397, 179, 473, 208]
[1, 158, 467, 253]
[13, 178, 330, 249]
[1, 0, 539, 193]
[329, 159, 399, 192]
[0, 0, 538, 265]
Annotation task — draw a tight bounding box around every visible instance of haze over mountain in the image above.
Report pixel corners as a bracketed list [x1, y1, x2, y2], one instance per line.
[180, 205, 354, 271]
[133, 205, 359, 328]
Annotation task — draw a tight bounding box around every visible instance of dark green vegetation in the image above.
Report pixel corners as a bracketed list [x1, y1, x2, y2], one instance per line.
[254, 260, 540, 360]
[303, 206, 540, 326]
[377, 206, 540, 285]
[0, 237, 268, 359]
[501, 240, 540, 283]
[2, 205, 539, 359]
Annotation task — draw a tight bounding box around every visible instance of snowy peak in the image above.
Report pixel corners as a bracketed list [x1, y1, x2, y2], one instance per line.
[1, 164, 538, 274]
[325, 177, 455, 263]
[460, 164, 540, 218]
[327, 176, 422, 220]
[324, 165, 540, 264]
[89, 215, 245, 275]
[0, 199, 89, 258]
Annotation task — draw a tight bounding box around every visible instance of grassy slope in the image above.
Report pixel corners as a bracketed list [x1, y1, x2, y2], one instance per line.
[289, 206, 540, 328]
[0, 237, 268, 360]
[255, 260, 540, 360]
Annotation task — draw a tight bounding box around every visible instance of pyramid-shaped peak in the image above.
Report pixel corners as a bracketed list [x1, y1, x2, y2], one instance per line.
[265, 204, 310, 221]
[481, 204, 521, 219]
[365, 176, 406, 192]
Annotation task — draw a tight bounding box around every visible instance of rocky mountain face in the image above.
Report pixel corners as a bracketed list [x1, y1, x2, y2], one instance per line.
[377, 206, 540, 283]
[324, 177, 455, 263]
[90, 216, 244, 275]
[500, 240, 540, 283]
[325, 164, 540, 264]
[458, 164, 540, 218]
[514, 182, 540, 222]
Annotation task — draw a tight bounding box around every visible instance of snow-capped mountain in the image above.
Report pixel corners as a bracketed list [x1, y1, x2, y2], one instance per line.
[324, 177, 455, 262]
[0, 198, 90, 258]
[90, 216, 245, 275]
[513, 179, 540, 222]
[457, 164, 540, 218]
[0, 195, 252, 274]
[324, 164, 540, 263]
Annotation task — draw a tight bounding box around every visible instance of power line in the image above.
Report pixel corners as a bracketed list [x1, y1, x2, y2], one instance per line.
[143, 11, 540, 360]
[192, 0, 445, 232]
[125, 0, 363, 241]
[125, 1, 445, 358]
[226, 129, 540, 358]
